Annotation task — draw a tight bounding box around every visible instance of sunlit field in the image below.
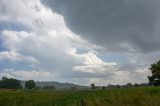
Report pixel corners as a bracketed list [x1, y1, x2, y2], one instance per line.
[0, 87, 160, 106]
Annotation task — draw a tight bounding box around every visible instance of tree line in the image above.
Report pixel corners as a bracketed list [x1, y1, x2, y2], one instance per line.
[0, 77, 22, 89]
[0, 77, 36, 89]
[0, 77, 56, 90]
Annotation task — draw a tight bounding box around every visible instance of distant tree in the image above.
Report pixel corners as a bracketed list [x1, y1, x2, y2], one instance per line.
[125, 83, 133, 88]
[107, 84, 121, 88]
[134, 83, 139, 87]
[43, 86, 55, 90]
[2, 77, 7, 80]
[70, 86, 77, 91]
[102, 86, 105, 90]
[138, 83, 148, 87]
[107, 84, 115, 88]
[148, 60, 160, 86]
[25, 80, 36, 89]
[0, 77, 22, 89]
[90, 83, 96, 90]
[0, 80, 2, 88]
[116, 85, 121, 88]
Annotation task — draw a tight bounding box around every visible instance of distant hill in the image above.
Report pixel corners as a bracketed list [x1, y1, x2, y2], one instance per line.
[21, 81, 88, 90]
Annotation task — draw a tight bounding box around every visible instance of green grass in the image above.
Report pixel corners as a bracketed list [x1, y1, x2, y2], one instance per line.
[0, 87, 160, 106]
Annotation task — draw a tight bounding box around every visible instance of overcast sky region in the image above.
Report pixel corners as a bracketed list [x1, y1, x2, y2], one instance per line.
[0, 0, 160, 86]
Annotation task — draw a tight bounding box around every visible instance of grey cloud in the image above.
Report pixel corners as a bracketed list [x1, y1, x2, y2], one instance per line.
[42, 0, 160, 53]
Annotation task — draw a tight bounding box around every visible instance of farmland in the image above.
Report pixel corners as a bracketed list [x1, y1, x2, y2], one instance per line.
[0, 87, 160, 106]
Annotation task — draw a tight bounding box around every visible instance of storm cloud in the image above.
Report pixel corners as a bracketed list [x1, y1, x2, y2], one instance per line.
[42, 0, 160, 53]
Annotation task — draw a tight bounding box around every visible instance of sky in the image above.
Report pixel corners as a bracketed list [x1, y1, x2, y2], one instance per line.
[0, 0, 160, 86]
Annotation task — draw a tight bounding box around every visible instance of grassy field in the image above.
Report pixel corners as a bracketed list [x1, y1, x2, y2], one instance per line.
[0, 87, 160, 106]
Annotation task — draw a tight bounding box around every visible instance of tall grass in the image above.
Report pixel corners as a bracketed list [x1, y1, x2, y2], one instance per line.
[0, 87, 160, 106]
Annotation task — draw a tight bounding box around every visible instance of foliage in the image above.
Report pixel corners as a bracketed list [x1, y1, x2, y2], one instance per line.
[0, 80, 2, 88]
[126, 83, 133, 87]
[102, 86, 105, 90]
[0, 77, 22, 89]
[43, 86, 55, 90]
[134, 83, 139, 87]
[70, 86, 77, 91]
[25, 80, 36, 89]
[148, 60, 160, 86]
[90, 83, 96, 90]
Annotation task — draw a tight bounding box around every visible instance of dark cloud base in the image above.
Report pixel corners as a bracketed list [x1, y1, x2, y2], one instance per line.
[42, 0, 160, 53]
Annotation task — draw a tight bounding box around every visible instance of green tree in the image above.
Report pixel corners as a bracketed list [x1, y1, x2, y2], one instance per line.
[0, 80, 3, 88]
[0, 77, 22, 89]
[102, 86, 105, 90]
[25, 80, 36, 89]
[90, 83, 96, 90]
[148, 60, 160, 86]
[70, 86, 77, 91]
[126, 83, 133, 87]
[134, 83, 139, 87]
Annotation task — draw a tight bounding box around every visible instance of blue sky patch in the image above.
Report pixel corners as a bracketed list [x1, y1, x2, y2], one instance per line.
[99, 53, 128, 63]
[0, 21, 29, 31]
